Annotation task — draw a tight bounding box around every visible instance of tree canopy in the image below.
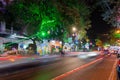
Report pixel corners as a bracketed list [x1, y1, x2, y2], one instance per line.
[6, 0, 62, 39]
[54, 0, 92, 40]
[6, 0, 93, 41]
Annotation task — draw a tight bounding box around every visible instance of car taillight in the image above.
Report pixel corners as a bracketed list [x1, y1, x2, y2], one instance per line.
[118, 60, 120, 66]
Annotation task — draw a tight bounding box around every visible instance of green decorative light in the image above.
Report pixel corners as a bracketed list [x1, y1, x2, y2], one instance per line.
[41, 31, 46, 36]
[41, 20, 55, 25]
[115, 34, 120, 38]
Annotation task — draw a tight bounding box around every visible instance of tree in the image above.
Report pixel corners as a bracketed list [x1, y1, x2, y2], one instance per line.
[109, 29, 118, 45]
[95, 39, 103, 47]
[6, 0, 94, 54]
[6, 0, 62, 54]
[54, 0, 92, 40]
[97, 0, 120, 27]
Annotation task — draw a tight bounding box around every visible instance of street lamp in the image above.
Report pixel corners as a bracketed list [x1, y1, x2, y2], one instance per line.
[116, 30, 120, 34]
[72, 27, 76, 38]
[72, 27, 77, 51]
[72, 27, 76, 32]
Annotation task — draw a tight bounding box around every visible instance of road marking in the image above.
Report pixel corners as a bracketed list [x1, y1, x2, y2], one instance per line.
[108, 58, 118, 80]
[52, 57, 103, 80]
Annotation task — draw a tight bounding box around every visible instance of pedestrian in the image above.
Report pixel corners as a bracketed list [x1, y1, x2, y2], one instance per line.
[59, 48, 65, 56]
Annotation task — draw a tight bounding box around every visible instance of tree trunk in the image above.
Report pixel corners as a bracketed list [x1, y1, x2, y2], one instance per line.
[32, 39, 37, 55]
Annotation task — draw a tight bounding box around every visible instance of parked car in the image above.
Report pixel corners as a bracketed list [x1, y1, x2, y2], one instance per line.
[117, 55, 120, 80]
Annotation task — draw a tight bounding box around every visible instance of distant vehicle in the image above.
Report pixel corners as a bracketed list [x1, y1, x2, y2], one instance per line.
[109, 46, 119, 54]
[103, 49, 109, 54]
[109, 50, 118, 54]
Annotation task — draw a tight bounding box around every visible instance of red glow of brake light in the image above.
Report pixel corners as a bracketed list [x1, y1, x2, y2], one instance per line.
[118, 60, 120, 66]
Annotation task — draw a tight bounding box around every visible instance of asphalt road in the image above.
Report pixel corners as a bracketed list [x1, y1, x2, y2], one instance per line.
[56, 54, 117, 80]
[0, 53, 117, 80]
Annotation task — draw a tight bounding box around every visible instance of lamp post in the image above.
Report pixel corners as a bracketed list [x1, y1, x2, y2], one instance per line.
[72, 27, 77, 41]
[72, 27, 77, 40]
[72, 27, 77, 51]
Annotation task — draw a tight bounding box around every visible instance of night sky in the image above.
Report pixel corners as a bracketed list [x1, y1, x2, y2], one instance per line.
[87, 7, 113, 40]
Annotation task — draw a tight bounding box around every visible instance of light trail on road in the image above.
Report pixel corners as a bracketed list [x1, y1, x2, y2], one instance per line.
[0, 54, 116, 80]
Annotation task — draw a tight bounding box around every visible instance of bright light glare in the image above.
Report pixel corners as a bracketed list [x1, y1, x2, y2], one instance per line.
[60, 41, 62, 44]
[51, 40, 55, 43]
[87, 52, 98, 57]
[78, 54, 88, 59]
[72, 27, 76, 32]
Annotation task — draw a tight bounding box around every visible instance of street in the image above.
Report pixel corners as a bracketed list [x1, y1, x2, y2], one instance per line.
[0, 0, 119, 80]
[0, 52, 117, 80]
[53, 54, 117, 80]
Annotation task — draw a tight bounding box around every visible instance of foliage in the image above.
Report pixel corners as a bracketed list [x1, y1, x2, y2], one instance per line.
[6, 0, 93, 41]
[6, 0, 62, 39]
[97, 0, 119, 27]
[5, 0, 65, 54]
[95, 39, 103, 47]
[54, 0, 92, 39]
